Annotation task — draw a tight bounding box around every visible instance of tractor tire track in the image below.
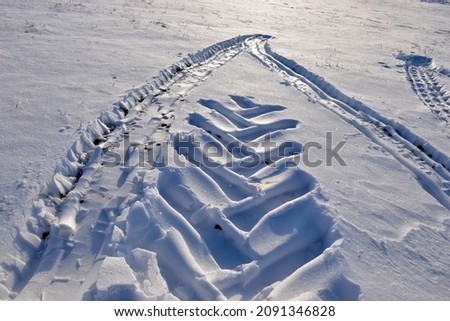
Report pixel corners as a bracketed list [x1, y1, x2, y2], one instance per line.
[16, 34, 274, 299]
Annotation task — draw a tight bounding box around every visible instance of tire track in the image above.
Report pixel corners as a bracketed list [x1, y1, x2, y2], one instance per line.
[397, 52, 450, 122]
[23, 33, 439, 301]
[248, 39, 450, 210]
[15, 34, 274, 300]
[16, 33, 448, 301]
[82, 39, 341, 299]
[151, 93, 337, 298]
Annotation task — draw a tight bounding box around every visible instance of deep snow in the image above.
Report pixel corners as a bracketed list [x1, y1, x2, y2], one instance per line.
[1, 0, 450, 300]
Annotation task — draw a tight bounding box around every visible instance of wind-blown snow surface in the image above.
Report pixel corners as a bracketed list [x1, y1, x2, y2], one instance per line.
[1, 0, 450, 300]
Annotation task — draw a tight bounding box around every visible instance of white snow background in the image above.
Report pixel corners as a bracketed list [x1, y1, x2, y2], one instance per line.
[0, 0, 450, 300]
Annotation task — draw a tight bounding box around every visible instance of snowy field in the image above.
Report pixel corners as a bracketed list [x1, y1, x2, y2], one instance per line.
[0, 0, 450, 300]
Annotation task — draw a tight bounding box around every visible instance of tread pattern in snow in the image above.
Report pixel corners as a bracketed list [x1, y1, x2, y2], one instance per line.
[16, 34, 450, 301]
[398, 53, 450, 122]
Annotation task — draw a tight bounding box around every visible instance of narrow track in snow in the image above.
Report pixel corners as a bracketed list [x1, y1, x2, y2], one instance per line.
[249, 40, 450, 210]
